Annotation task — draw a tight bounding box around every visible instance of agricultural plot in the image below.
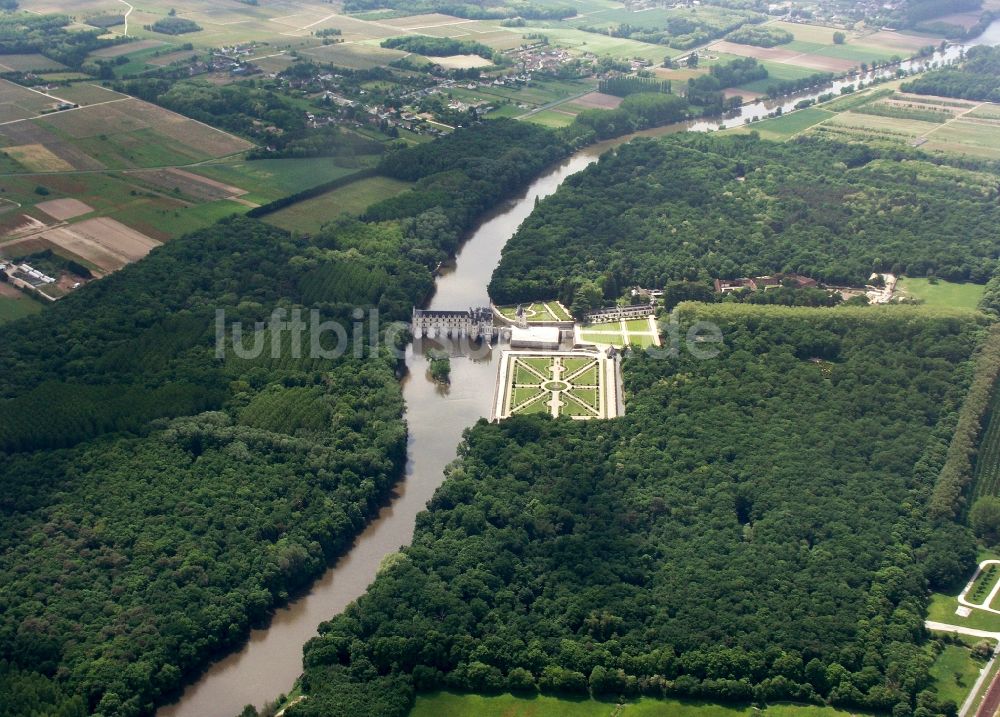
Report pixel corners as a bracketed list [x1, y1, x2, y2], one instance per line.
[969, 104, 1000, 120]
[107, 198, 247, 241]
[0, 283, 43, 325]
[53, 84, 129, 106]
[300, 43, 410, 70]
[495, 351, 616, 420]
[924, 119, 1000, 159]
[89, 40, 166, 59]
[124, 167, 250, 204]
[2, 214, 162, 274]
[0, 78, 69, 124]
[0, 97, 252, 173]
[34, 217, 161, 274]
[190, 158, 377, 204]
[35, 198, 94, 221]
[0, 182, 252, 245]
[737, 107, 834, 139]
[263, 176, 413, 233]
[709, 21, 941, 78]
[3, 144, 75, 172]
[0, 54, 67, 72]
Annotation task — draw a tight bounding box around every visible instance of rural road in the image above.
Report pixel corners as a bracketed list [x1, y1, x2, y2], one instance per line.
[118, 0, 134, 36]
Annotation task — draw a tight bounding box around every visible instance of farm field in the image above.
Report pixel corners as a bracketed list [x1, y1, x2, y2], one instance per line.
[107, 197, 248, 241]
[300, 43, 411, 70]
[706, 21, 942, 78]
[0, 78, 70, 124]
[895, 278, 985, 310]
[734, 86, 1000, 161]
[739, 107, 835, 139]
[0, 283, 43, 324]
[263, 176, 413, 234]
[190, 158, 378, 204]
[0, 95, 252, 174]
[53, 84, 129, 106]
[20, 0, 344, 50]
[412, 692, 860, 717]
[0, 53, 67, 72]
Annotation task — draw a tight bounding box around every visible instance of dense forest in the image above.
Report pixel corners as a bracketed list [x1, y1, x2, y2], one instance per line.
[489, 134, 1000, 307]
[0, 120, 562, 717]
[900, 45, 1000, 101]
[291, 305, 983, 717]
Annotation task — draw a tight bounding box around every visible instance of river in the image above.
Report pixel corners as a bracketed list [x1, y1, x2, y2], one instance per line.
[158, 20, 1000, 717]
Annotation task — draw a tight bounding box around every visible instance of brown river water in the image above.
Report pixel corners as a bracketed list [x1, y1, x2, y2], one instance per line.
[158, 23, 1000, 713]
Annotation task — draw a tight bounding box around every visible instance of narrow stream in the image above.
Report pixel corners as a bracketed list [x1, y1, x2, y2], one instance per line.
[158, 23, 1000, 717]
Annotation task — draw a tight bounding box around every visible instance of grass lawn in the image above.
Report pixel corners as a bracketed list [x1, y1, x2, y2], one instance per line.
[522, 357, 555, 374]
[263, 176, 413, 234]
[927, 643, 986, 707]
[827, 111, 940, 138]
[579, 329, 626, 347]
[928, 592, 1000, 633]
[895, 278, 985, 311]
[411, 692, 859, 717]
[0, 292, 43, 324]
[624, 318, 655, 332]
[568, 365, 598, 385]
